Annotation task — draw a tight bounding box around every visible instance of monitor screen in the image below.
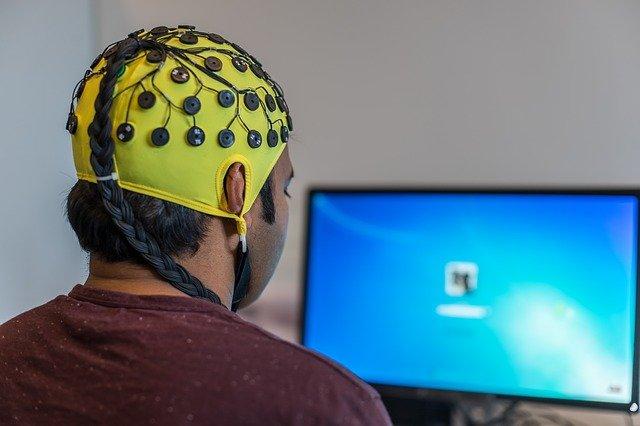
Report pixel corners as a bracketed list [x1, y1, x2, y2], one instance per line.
[302, 190, 639, 408]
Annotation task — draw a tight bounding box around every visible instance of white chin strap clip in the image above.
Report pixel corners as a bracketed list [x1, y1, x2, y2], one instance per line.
[96, 172, 119, 181]
[239, 234, 247, 253]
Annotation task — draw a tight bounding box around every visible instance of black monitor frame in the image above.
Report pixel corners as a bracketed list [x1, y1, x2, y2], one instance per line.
[299, 186, 640, 413]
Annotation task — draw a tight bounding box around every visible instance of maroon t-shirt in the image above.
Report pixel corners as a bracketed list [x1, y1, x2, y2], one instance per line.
[0, 285, 391, 425]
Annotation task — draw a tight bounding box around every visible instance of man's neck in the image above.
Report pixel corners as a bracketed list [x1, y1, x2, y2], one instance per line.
[84, 250, 236, 309]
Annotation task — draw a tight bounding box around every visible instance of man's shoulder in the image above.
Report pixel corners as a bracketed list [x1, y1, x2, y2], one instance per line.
[0, 296, 64, 331]
[223, 313, 380, 399]
[213, 314, 391, 424]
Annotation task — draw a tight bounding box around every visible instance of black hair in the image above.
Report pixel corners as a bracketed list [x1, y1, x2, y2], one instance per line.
[259, 174, 276, 224]
[66, 174, 274, 264]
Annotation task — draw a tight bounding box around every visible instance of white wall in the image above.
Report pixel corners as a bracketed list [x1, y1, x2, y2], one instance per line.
[0, 0, 95, 321]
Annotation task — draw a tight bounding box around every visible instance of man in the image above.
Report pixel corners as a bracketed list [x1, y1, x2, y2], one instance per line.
[0, 26, 391, 425]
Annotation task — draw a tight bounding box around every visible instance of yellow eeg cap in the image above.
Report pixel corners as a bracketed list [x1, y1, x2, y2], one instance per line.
[68, 25, 292, 237]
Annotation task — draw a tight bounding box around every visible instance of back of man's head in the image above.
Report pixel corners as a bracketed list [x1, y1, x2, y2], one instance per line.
[65, 25, 295, 310]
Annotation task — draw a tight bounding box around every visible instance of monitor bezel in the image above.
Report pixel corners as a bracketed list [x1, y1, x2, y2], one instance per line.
[299, 186, 640, 413]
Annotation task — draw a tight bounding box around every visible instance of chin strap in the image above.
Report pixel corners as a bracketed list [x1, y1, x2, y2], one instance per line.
[231, 235, 251, 312]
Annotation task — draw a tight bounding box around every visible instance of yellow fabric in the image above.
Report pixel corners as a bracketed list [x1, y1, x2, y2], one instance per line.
[71, 30, 289, 235]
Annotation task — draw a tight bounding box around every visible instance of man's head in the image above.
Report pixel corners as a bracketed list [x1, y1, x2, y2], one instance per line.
[67, 147, 293, 308]
[65, 25, 294, 308]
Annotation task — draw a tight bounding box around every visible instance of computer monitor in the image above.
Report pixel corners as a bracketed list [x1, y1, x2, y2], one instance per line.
[300, 188, 640, 412]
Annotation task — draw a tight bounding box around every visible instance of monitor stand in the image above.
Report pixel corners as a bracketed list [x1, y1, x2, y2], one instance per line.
[382, 394, 519, 425]
[381, 395, 454, 426]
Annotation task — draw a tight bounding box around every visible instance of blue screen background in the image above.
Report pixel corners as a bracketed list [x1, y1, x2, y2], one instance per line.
[303, 192, 638, 404]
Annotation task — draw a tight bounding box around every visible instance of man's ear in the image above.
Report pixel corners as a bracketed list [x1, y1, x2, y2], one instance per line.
[224, 162, 245, 215]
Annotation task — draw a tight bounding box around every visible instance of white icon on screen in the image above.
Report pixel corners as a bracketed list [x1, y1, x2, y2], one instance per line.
[445, 261, 478, 296]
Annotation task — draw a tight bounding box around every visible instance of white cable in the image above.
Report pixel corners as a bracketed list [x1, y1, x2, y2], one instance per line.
[239, 234, 247, 253]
